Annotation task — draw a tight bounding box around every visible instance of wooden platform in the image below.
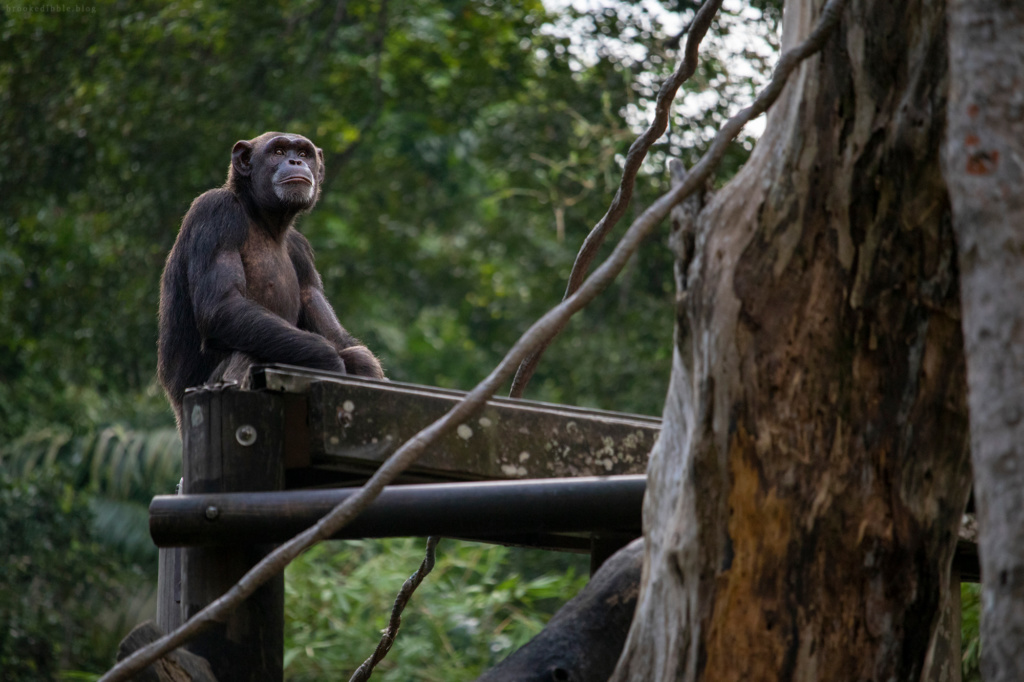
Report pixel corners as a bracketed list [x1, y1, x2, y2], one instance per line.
[154, 364, 980, 681]
[166, 363, 980, 575]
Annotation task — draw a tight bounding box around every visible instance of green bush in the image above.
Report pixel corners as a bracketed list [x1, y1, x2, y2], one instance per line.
[961, 582, 981, 682]
[0, 468, 125, 680]
[284, 538, 589, 681]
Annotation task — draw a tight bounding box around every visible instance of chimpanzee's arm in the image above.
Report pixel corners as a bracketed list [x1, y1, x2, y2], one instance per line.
[287, 230, 359, 349]
[288, 229, 385, 378]
[185, 195, 343, 372]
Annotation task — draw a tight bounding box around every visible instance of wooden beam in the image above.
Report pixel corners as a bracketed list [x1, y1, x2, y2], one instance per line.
[250, 364, 659, 482]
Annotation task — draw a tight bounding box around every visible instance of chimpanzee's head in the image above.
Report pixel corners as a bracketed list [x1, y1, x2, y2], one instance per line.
[228, 132, 325, 215]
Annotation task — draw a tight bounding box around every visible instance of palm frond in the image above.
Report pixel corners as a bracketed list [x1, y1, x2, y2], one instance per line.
[1, 425, 182, 503]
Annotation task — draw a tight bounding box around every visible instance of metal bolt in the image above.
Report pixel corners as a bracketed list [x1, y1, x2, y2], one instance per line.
[235, 424, 257, 447]
[205, 506, 219, 520]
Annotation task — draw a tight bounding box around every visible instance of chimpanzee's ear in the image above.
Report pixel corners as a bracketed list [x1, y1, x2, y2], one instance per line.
[231, 140, 254, 177]
[316, 147, 326, 186]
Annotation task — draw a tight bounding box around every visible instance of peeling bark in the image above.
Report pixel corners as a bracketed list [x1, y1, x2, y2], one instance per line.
[944, 3, 1024, 680]
[612, 1, 971, 679]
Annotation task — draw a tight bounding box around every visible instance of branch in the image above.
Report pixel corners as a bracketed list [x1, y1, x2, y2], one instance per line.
[99, 2, 846, 678]
[665, 1, 705, 50]
[349, 536, 441, 682]
[508, 0, 724, 399]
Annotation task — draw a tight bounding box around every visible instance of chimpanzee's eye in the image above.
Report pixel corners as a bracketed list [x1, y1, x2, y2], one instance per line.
[299, 151, 307, 158]
[275, 149, 284, 155]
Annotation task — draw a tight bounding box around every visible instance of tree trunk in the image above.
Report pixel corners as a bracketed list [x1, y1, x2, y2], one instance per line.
[944, 3, 1024, 680]
[612, 1, 971, 679]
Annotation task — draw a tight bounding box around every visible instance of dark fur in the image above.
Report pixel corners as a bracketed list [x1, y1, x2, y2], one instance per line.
[158, 132, 383, 428]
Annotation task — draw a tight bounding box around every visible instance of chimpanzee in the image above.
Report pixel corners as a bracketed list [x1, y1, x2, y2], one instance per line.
[157, 131, 383, 429]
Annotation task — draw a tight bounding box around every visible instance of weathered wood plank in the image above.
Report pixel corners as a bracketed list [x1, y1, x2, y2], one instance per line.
[250, 364, 660, 481]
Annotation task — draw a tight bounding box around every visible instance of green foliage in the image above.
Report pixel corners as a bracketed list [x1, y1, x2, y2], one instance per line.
[1, 424, 182, 562]
[284, 538, 589, 681]
[0, 426, 180, 678]
[0, 467, 142, 680]
[961, 582, 981, 682]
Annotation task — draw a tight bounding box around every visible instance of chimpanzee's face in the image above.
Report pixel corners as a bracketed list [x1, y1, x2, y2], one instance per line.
[231, 132, 325, 212]
[265, 135, 319, 206]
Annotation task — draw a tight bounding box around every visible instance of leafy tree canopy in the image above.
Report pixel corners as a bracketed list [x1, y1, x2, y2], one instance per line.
[0, 0, 769, 440]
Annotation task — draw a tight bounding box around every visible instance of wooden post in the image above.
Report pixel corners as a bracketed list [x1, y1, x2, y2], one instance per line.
[155, 547, 182, 632]
[181, 386, 286, 682]
[156, 475, 183, 633]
